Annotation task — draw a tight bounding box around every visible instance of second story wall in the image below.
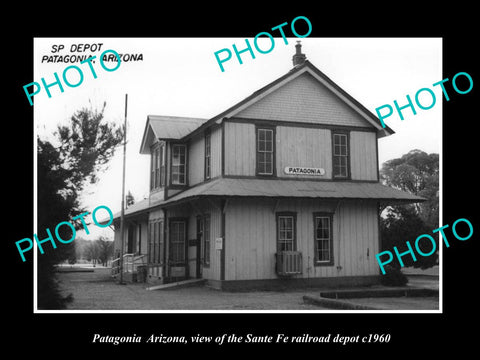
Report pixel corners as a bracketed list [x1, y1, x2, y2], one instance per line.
[187, 125, 223, 187]
[276, 125, 332, 179]
[224, 121, 256, 177]
[350, 131, 378, 181]
[210, 126, 222, 179]
[221, 70, 380, 182]
[188, 133, 204, 186]
[223, 120, 379, 181]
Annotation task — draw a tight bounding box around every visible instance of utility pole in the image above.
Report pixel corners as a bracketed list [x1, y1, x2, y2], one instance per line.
[119, 94, 128, 285]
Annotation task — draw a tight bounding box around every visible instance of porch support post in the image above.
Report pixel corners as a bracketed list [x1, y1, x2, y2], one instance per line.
[118, 94, 128, 285]
[220, 198, 226, 281]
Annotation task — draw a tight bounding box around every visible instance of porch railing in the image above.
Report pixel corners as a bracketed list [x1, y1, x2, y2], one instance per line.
[111, 257, 120, 276]
[111, 253, 147, 277]
[124, 253, 147, 273]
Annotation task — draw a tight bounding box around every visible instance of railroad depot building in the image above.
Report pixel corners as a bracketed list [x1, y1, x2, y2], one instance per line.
[111, 44, 423, 290]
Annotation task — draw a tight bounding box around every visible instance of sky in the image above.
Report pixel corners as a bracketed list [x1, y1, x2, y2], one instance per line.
[34, 37, 442, 239]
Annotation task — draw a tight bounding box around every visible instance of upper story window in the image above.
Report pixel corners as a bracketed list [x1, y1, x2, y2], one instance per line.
[256, 127, 275, 176]
[171, 144, 187, 185]
[150, 144, 165, 190]
[205, 132, 211, 180]
[332, 132, 349, 179]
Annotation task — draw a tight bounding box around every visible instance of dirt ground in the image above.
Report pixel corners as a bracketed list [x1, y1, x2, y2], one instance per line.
[55, 266, 439, 311]
[56, 267, 322, 311]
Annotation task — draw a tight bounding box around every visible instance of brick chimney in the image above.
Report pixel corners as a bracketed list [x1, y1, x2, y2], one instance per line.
[292, 41, 306, 66]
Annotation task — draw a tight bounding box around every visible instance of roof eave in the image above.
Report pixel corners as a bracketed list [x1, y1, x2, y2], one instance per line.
[139, 116, 153, 154]
[181, 61, 395, 140]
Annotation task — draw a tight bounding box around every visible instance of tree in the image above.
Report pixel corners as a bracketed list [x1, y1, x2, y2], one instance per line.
[380, 205, 437, 269]
[85, 241, 100, 266]
[97, 237, 114, 267]
[381, 149, 439, 228]
[380, 149, 439, 269]
[37, 102, 123, 309]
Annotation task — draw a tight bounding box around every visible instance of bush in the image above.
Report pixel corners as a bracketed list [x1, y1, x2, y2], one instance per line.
[380, 265, 408, 287]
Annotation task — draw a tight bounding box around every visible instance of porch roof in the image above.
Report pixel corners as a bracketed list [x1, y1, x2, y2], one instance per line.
[109, 198, 151, 222]
[109, 178, 424, 221]
[155, 177, 425, 207]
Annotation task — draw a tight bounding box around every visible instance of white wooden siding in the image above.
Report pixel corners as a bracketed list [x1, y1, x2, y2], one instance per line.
[210, 126, 222, 178]
[168, 200, 223, 281]
[224, 121, 255, 176]
[185, 199, 223, 281]
[350, 131, 378, 181]
[276, 126, 332, 179]
[188, 133, 204, 186]
[225, 198, 379, 281]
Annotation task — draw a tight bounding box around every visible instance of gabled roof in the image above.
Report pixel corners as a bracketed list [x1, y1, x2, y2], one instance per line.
[139, 59, 394, 154]
[182, 60, 395, 141]
[139, 115, 207, 154]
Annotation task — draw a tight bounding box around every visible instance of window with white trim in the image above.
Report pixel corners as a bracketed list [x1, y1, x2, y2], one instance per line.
[171, 144, 187, 185]
[276, 212, 296, 252]
[256, 127, 275, 176]
[332, 132, 349, 178]
[150, 144, 165, 190]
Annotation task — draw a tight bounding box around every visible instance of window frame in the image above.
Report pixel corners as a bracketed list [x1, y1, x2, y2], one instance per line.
[159, 143, 165, 187]
[150, 143, 165, 190]
[276, 211, 297, 253]
[332, 131, 350, 179]
[170, 143, 187, 186]
[148, 220, 164, 265]
[255, 125, 276, 176]
[313, 212, 334, 266]
[204, 131, 211, 180]
[169, 218, 187, 266]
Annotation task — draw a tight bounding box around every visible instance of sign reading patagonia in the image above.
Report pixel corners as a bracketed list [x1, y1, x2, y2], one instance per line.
[284, 166, 326, 176]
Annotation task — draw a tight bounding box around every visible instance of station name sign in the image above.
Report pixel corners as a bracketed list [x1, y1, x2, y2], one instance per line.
[284, 166, 326, 176]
